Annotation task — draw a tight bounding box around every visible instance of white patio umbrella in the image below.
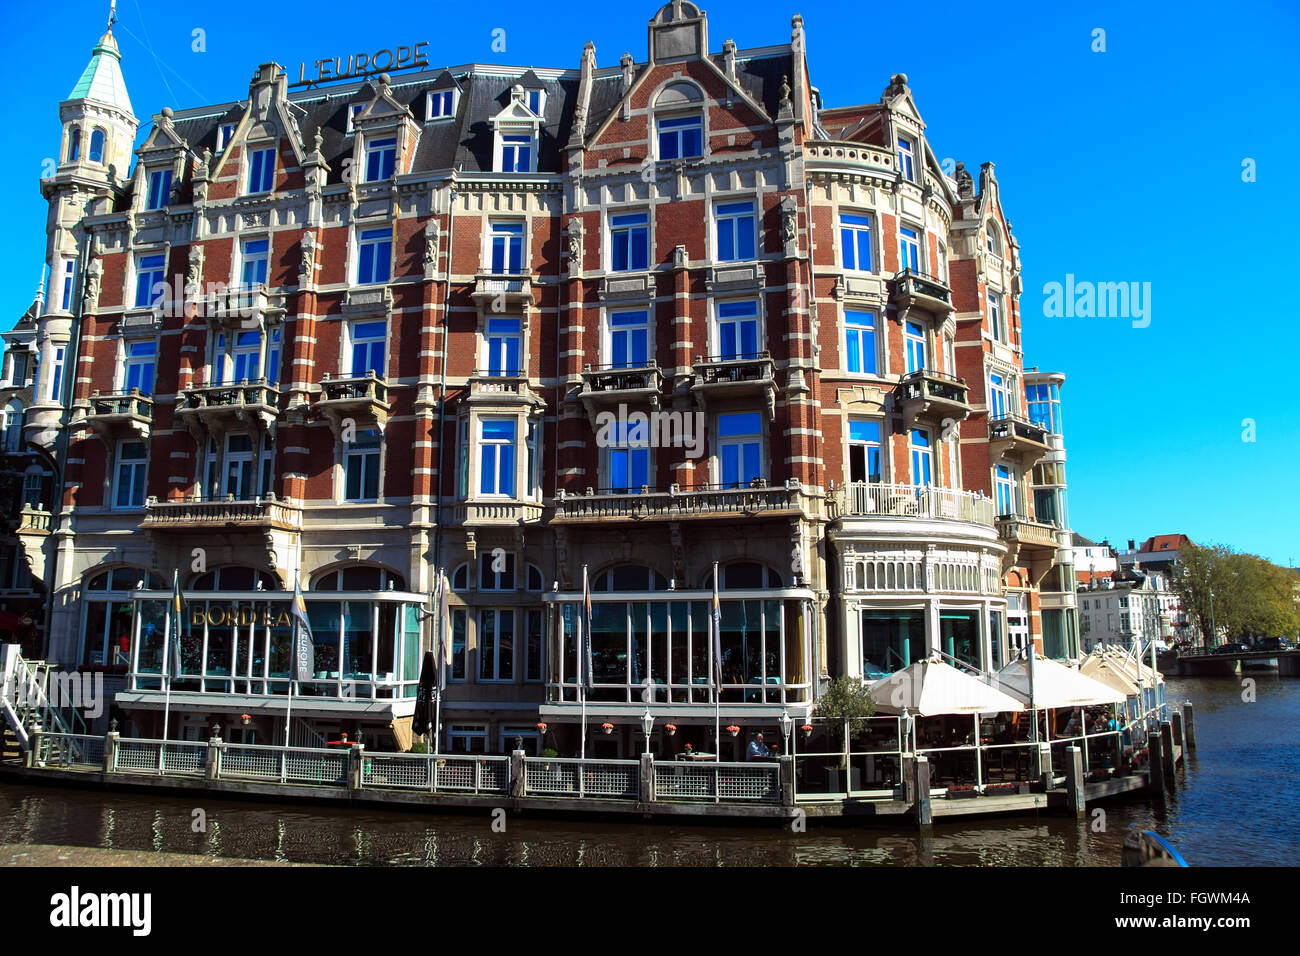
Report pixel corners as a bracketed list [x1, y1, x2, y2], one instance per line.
[1079, 652, 1143, 697]
[869, 657, 1025, 716]
[996, 655, 1127, 708]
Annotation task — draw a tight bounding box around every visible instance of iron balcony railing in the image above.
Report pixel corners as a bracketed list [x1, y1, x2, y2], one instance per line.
[141, 494, 303, 531]
[319, 373, 389, 404]
[832, 481, 995, 526]
[180, 380, 279, 410]
[693, 352, 774, 385]
[87, 389, 154, 419]
[552, 480, 811, 522]
[988, 415, 1050, 447]
[896, 369, 969, 406]
[580, 362, 662, 394]
[892, 268, 952, 305]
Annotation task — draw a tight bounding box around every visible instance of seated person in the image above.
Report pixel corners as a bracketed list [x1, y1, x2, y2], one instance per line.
[747, 733, 771, 759]
[1062, 711, 1083, 737]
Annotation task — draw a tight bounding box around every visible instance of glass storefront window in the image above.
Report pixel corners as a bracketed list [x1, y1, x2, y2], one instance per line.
[940, 610, 981, 670]
[861, 609, 926, 675]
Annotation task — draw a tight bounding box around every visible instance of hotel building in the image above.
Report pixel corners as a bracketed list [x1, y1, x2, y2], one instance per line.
[10, 2, 1075, 756]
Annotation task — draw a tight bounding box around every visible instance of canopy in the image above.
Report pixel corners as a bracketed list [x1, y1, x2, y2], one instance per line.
[1079, 652, 1143, 697]
[996, 654, 1128, 708]
[869, 657, 1025, 716]
[1101, 647, 1162, 687]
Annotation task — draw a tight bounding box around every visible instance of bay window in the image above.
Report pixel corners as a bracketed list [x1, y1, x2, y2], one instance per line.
[478, 418, 517, 496]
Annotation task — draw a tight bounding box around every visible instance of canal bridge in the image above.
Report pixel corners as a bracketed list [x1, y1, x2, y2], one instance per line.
[1167, 650, 1300, 677]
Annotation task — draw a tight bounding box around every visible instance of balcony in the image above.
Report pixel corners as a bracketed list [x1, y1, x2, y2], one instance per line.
[832, 482, 995, 527]
[988, 415, 1051, 466]
[890, 268, 953, 319]
[451, 500, 546, 527]
[894, 370, 970, 425]
[341, 286, 393, 320]
[472, 274, 535, 308]
[578, 362, 662, 425]
[193, 284, 284, 330]
[177, 381, 279, 435]
[316, 373, 390, 434]
[996, 515, 1062, 581]
[690, 352, 777, 421]
[463, 371, 544, 410]
[78, 389, 153, 441]
[551, 480, 812, 525]
[140, 495, 303, 533]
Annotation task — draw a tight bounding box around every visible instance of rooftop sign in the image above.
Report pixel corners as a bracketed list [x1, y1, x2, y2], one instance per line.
[292, 42, 431, 88]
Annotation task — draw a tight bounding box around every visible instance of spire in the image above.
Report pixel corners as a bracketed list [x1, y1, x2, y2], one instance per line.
[67, 0, 132, 114]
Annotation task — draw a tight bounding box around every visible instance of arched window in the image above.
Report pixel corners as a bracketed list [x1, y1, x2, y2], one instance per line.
[527, 563, 544, 592]
[451, 563, 469, 591]
[81, 567, 162, 668]
[986, 222, 1002, 256]
[654, 82, 704, 160]
[593, 565, 668, 591]
[707, 562, 784, 589]
[67, 129, 81, 163]
[312, 565, 406, 591]
[89, 129, 106, 165]
[191, 566, 279, 590]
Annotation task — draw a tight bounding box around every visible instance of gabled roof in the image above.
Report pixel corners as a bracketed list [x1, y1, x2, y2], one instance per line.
[1138, 534, 1189, 554]
[68, 28, 133, 115]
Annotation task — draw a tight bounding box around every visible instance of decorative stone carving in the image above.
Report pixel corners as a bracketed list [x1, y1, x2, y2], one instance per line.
[424, 221, 439, 265]
[673, 244, 688, 270]
[83, 257, 102, 311]
[778, 74, 792, 114]
[884, 72, 908, 100]
[669, 522, 685, 584]
[780, 195, 798, 255]
[564, 221, 584, 271]
[186, 245, 203, 287]
[955, 161, 975, 199]
[299, 232, 317, 279]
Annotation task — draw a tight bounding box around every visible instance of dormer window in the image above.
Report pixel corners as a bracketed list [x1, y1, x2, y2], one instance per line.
[898, 136, 916, 183]
[426, 90, 456, 120]
[364, 136, 397, 182]
[346, 104, 364, 133]
[217, 124, 234, 151]
[247, 146, 275, 194]
[986, 223, 1003, 256]
[499, 134, 534, 173]
[524, 89, 544, 114]
[654, 82, 705, 160]
[145, 168, 172, 210]
[88, 129, 105, 164]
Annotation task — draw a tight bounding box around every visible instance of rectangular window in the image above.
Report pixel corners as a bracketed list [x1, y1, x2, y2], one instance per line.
[899, 226, 921, 273]
[840, 214, 873, 271]
[47, 346, 66, 402]
[718, 412, 763, 488]
[996, 463, 1017, 517]
[146, 168, 172, 210]
[910, 428, 933, 486]
[230, 330, 262, 383]
[479, 552, 516, 591]
[114, 441, 148, 509]
[610, 211, 649, 272]
[715, 201, 756, 262]
[124, 341, 156, 395]
[343, 429, 382, 502]
[845, 310, 876, 375]
[988, 292, 1005, 342]
[989, 372, 1008, 420]
[478, 609, 515, 681]
[489, 221, 525, 274]
[365, 136, 396, 182]
[427, 90, 455, 119]
[898, 136, 916, 183]
[485, 318, 521, 376]
[247, 147, 275, 193]
[457, 419, 469, 499]
[848, 419, 882, 484]
[60, 261, 75, 311]
[609, 419, 650, 493]
[350, 320, 386, 377]
[266, 328, 281, 386]
[716, 300, 759, 361]
[478, 417, 517, 496]
[526, 609, 543, 683]
[22, 472, 42, 508]
[240, 237, 269, 288]
[904, 320, 927, 374]
[356, 227, 392, 285]
[134, 253, 166, 309]
[608, 310, 649, 369]
[450, 609, 467, 681]
[223, 433, 255, 499]
[217, 125, 234, 151]
[657, 115, 702, 160]
[525, 89, 544, 114]
[499, 134, 534, 173]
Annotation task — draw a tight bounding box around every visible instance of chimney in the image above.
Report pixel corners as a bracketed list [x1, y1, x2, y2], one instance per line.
[1127, 539, 1135, 551]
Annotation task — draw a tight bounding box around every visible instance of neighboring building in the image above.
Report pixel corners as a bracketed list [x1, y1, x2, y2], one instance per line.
[1078, 567, 1179, 653]
[1117, 533, 1189, 574]
[16, 3, 1073, 756]
[1072, 533, 1118, 576]
[1024, 369, 1078, 659]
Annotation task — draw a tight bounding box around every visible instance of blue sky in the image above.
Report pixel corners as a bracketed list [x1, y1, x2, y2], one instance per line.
[3, 0, 1298, 564]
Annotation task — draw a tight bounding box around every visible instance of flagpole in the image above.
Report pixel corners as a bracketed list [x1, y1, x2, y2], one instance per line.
[284, 668, 293, 749]
[162, 607, 172, 743]
[713, 561, 721, 764]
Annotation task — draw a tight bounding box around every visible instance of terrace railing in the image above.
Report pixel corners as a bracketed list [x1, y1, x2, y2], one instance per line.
[832, 481, 995, 526]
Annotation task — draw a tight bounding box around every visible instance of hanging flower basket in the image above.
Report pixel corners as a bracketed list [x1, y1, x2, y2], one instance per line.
[240, 714, 252, 726]
[664, 723, 677, 736]
[800, 724, 814, 739]
[725, 725, 740, 737]
[600, 722, 614, 735]
[535, 722, 548, 735]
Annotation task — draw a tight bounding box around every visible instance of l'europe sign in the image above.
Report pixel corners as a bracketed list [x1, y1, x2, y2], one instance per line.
[293, 42, 431, 87]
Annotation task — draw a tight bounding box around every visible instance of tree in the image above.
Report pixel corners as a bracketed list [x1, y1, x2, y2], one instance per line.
[812, 676, 878, 756]
[1171, 542, 1300, 645]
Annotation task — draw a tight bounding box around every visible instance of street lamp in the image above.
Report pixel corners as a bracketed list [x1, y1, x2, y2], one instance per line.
[1209, 589, 1216, 649]
[780, 710, 793, 755]
[640, 710, 654, 755]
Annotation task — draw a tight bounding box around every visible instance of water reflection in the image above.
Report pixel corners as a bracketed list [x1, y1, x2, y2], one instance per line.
[1, 676, 1296, 866]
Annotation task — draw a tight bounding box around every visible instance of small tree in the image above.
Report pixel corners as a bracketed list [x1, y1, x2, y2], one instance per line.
[813, 677, 877, 757]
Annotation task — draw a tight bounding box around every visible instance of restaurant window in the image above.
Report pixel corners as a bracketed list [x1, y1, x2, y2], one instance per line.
[82, 568, 162, 668]
[500, 724, 542, 755]
[479, 552, 516, 591]
[848, 419, 882, 484]
[609, 211, 649, 272]
[594, 566, 669, 591]
[861, 608, 926, 675]
[844, 310, 876, 375]
[478, 609, 515, 681]
[940, 610, 981, 671]
[313, 566, 405, 591]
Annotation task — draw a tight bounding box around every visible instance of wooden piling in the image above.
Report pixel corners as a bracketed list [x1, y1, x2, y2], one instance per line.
[1064, 745, 1085, 816]
[1182, 702, 1196, 750]
[914, 755, 932, 828]
[1147, 729, 1165, 798]
[1160, 722, 1176, 786]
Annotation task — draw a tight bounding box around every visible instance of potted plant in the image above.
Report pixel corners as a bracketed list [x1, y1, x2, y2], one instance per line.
[984, 782, 1018, 795]
[535, 721, 548, 735]
[800, 723, 813, 741]
[600, 722, 614, 735]
[812, 677, 877, 792]
[946, 784, 979, 799]
[664, 723, 677, 737]
[725, 725, 740, 738]
[240, 713, 252, 726]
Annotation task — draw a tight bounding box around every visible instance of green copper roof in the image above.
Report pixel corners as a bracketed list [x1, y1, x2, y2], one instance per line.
[68, 29, 133, 114]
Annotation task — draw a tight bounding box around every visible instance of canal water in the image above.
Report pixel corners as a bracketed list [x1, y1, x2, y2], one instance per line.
[1, 675, 1294, 866]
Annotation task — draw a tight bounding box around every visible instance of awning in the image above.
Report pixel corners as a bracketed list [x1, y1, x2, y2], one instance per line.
[1079, 653, 1142, 697]
[996, 655, 1128, 708]
[869, 657, 1025, 716]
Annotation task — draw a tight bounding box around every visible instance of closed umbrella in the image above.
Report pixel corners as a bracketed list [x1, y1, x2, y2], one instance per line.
[411, 650, 436, 738]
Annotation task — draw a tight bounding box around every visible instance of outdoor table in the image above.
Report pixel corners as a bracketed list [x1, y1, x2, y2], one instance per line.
[678, 752, 716, 761]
